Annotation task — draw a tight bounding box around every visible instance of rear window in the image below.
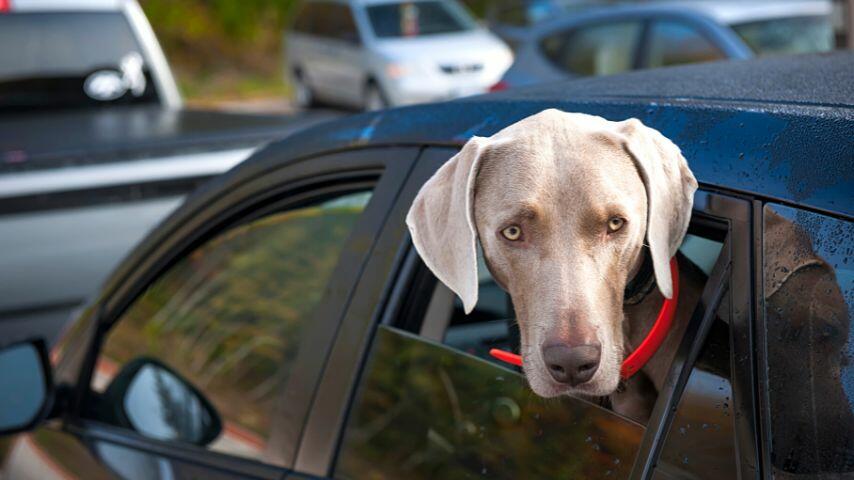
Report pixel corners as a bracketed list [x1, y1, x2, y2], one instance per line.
[367, 1, 476, 38]
[731, 15, 833, 56]
[0, 12, 159, 112]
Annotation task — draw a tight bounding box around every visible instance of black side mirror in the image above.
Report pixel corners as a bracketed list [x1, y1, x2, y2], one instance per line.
[100, 357, 222, 446]
[0, 340, 53, 434]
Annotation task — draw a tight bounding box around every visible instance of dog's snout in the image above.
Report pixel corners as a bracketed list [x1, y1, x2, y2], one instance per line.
[542, 342, 601, 386]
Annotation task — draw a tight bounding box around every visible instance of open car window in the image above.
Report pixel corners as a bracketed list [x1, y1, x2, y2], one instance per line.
[335, 189, 742, 479]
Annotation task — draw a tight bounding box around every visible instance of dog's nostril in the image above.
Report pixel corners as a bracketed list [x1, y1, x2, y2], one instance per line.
[542, 343, 601, 386]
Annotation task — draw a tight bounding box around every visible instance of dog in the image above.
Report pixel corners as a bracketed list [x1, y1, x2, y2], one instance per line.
[406, 109, 702, 422]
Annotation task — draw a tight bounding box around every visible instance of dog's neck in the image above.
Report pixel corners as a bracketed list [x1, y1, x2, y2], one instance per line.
[624, 247, 656, 305]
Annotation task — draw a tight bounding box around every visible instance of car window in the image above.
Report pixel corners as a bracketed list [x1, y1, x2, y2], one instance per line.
[731, 16, 833, 56]
[325, 3, 361, 43]
[88, 190, 373, 467]
[0, 12, 158, 112]
[336, 326, 643, 479]
[646, 21, 724, 68]
[654, 293, 738, 479]
[367, 0, 476, 39]
[763, 205, 854, 477]
[540, 21, 642, 76]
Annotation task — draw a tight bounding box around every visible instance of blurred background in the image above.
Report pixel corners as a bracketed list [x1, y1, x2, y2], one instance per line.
[149, 0, 852, 113]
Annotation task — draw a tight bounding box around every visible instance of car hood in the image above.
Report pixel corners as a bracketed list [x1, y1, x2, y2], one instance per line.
[373, 30, 511, 65]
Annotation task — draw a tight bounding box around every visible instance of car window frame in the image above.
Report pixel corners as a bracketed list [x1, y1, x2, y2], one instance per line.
[59, 147, 418, 478]
[292, 146, 760, 479]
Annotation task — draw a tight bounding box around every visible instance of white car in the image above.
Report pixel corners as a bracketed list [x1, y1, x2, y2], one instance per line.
[285, 0, 514, 110]
[0, 0, 182, 111]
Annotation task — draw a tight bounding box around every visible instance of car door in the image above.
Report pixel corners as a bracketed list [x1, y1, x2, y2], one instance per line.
[293, 147, 760, 479]
[0, 147, 419, 480]
[305, 2, 365, 106]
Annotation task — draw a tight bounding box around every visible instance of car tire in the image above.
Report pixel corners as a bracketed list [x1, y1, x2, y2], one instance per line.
[364, 82, 388, 111]
[292, 70, 316, 109]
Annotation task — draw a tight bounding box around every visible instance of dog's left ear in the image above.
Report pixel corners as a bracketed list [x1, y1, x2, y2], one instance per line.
[406, 137, 486, 314]
[617, 118, 698, 299]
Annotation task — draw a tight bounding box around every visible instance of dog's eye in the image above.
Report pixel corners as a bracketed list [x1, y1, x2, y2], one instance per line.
[501, 225, 522, 241]
[607, 217, 625, 233]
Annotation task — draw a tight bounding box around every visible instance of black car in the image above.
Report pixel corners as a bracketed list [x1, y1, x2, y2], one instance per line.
[1, 53, 852, 480]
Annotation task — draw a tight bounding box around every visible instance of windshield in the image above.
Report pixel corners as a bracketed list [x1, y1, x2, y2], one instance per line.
[367, 1, 476, 38]
[731, 15, 833, 56]
[0, 12, 160, 113]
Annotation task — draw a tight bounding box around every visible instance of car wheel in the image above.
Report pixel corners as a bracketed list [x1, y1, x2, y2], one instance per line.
[364, 83, 388, 111]
[292, 70, 315, 109]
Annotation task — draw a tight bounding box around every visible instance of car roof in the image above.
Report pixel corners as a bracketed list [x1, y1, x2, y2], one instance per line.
[565, 1, 832, 25]
[658, 0, 832, 25]
[247, 53, 853, 219]
[5, 0, 128, 12]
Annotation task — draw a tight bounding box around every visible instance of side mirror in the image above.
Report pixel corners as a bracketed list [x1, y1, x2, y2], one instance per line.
[101, 357, 222, 446]
[0, 340, 53, 434]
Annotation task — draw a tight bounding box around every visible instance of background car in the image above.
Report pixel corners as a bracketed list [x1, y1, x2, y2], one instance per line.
[1, 53, 851, 480]
[285, 0, 513, 110]
[492, 0, 834, 90]
[0, 0, 182, 112]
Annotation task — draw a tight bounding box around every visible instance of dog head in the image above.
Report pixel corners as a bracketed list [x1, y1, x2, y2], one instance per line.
[406, 109, 697, 397]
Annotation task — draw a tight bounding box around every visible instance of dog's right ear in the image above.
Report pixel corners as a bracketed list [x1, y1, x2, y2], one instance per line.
[406, 137, 486, 314]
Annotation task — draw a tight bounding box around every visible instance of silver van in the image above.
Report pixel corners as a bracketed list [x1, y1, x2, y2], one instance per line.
[285, 0, 513, 110]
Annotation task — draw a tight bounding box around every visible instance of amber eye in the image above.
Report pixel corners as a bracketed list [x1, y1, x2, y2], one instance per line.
[607, 217, 625, 233]
[501, 225, 522, 241]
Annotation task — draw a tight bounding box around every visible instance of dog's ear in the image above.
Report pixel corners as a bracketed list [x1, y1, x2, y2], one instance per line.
[406, 137, 486, 314]
[617, 118, 698, 298]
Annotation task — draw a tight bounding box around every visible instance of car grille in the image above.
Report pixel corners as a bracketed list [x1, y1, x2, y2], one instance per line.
[439, 63, 483, 75]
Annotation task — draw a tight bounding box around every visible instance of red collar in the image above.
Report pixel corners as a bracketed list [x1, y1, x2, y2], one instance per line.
[489, 257, 679, 381]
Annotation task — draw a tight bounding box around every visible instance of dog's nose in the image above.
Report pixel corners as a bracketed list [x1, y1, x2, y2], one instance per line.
[541, 342, 601, 386]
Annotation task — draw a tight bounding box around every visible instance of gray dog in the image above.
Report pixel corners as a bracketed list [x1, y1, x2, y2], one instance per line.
[406, 109, 701, 421]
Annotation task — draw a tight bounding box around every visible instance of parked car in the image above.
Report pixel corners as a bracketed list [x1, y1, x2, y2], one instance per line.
[285, 0, 513, 110]
[0, 0, 182, 112]
[486, 0, 600, 48]
[1, 53, 852, 479]
[0, 106, 338, 348]
[492, 1, 834, 90]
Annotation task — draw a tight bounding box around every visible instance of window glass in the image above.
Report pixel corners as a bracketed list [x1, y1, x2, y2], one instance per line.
[731, 16, 833, 56]
[89, 190, 373, 466]
[336, 326, 643, 479]
[655, 294, 738, 479]
[540, 21, 642, 76]
[325, 4, 360, 43]
[367, 1, 476, 39]
[763, 205, 854, 476]
[0, 12, 158, 111]
[293, 4, 317, 33]
[646, 21, 724, 68]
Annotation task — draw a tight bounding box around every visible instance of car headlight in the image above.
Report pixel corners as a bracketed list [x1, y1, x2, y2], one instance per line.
[385, 63, 410, 79]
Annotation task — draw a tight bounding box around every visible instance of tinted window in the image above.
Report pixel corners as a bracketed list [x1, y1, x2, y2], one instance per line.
[336, 326, 643, 479]
[731, 16, 833, 56]
[540, 21, 642, 76]
[655, 295, 738, 479]
[90, 191, 373, 466]
[0, 12, 158, 111]
[646, 21, 724, 68]
[763, 205, 854, 476]
[367, 1, 476, 38]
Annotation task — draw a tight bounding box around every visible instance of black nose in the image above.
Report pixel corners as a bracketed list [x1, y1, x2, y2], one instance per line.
[542, 343, 601, 386]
